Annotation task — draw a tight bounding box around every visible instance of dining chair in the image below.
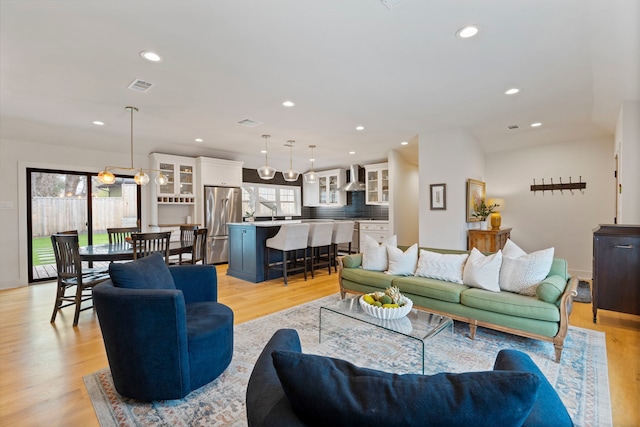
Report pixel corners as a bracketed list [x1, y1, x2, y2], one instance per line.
[50, 233, 110, 326]
[173, 225, 198, 264]
[107, 226, 140, 244]
[57, 229, 109, 273]
[131, 231, 172, 264]
[190, 228, 208, 264]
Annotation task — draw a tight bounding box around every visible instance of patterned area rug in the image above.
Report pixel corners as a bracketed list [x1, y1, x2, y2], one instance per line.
[84, 294, 611, 427]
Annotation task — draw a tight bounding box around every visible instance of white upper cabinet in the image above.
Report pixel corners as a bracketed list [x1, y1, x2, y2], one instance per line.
[150, 153, 196, 202]
[365, 162, 389, 205]
[303, 168, 346, 206]
[197, 157, 244, 187]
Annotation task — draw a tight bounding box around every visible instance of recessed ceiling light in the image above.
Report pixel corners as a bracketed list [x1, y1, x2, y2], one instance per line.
[349, 151, 355, 155]
[356, 126, 364, 131]
[92, 121, 104, 126]
[400, 141, 408, 145]
[530, 122, 542, 127]
[282, 100, 295, 107]
[505, 88, 520, 95]
[260, 149, 267, 154]
[456, 25, 479, 39]
[140, 51, 161, 62]
[195, 138, 204, 142]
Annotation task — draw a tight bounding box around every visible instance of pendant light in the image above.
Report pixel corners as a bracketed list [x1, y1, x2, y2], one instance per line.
[97, 106, 168, 186]
[282, 140, 300, 182]
[257, 134, 277, 180]
[303, 144, 318, 184]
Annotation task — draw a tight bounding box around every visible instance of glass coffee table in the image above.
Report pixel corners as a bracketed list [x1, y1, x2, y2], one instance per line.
[319, 296, 453, 374]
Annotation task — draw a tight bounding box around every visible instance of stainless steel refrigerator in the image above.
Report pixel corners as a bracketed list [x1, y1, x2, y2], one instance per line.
[204, 186, 242, 264]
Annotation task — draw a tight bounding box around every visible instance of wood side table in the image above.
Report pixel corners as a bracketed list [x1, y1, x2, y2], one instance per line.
[467, 228, 512, 252]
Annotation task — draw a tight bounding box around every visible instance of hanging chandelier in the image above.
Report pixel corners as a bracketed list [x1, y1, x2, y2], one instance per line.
[97, 106, 168, 186]
[282, 140, 300, 182]
[257, 134, 277, 180]
[303, 144, 318, 184]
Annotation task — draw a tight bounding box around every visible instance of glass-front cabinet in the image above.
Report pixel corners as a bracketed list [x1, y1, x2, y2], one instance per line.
[365, 162, 389, 205]
[151, 153, 196, 203]
[303, 168, 346, 206]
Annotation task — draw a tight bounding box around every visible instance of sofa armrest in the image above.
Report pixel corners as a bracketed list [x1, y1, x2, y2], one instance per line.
[246, 329, 306, 427]
[170, 265, 218, 303]
[493, 349, 573, 427]
[336, 254, 363, 299]
[93, 280, 191, 400]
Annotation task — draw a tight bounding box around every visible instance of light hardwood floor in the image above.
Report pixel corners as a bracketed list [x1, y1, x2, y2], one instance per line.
[0, 269, 638, 426]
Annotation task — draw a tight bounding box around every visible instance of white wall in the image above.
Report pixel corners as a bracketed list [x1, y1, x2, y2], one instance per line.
[615, 101, 640, 224]
[419, 128, 485, 249]
[0, 138, 151, 290]
[485, 138, 615, 279]
[388, 149, 419, 247]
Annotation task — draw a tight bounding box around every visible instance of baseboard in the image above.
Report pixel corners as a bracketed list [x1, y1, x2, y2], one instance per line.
[569, 269, 592, 282]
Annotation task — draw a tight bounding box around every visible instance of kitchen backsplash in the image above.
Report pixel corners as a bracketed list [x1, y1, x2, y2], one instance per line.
[302, 191, 388, 220]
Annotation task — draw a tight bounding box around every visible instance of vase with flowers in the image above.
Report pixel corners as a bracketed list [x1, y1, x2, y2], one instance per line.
[472, 199, 499, 230]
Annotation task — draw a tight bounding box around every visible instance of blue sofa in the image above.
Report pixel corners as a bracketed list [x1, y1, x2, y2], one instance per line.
[93, 253, 234, 401]
[246, 329, 573, 427]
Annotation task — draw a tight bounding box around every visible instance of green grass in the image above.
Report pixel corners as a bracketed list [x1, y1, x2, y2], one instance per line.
[32, 233, 109, 266]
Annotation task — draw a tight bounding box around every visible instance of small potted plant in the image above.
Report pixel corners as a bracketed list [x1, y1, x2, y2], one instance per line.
[472, 199, 499, 229]
[245, 211, 255, 222]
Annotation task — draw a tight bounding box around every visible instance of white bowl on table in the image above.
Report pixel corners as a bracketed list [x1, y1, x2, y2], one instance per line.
[359, 295, 413, 320]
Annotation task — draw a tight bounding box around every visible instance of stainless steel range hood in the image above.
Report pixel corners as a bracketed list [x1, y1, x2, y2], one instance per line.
[339, 165, 366, 192]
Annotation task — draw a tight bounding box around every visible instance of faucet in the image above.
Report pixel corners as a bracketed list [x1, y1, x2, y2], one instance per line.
[270, 205, 277, 221]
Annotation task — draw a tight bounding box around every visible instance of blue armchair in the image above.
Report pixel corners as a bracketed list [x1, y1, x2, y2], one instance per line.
[93, 253, 233, 401]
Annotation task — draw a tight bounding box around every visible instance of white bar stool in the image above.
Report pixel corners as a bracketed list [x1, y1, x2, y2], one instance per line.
[265, 223, 310, 286]
[307, 222, 334, 278]
[331, 221, 355, 271]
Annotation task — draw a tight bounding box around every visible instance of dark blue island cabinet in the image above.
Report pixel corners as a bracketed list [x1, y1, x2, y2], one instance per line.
[227, 223, 283, 283]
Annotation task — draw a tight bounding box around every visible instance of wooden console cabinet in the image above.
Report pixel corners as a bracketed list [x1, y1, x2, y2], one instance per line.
[467, 228, 511, 252]
[592, 225, 640, 322]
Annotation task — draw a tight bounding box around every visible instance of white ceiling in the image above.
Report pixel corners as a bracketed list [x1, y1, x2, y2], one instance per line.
[1, 0, 638, 172]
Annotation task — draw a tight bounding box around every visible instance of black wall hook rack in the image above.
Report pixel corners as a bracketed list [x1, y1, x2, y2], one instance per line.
[531, 176, 586, 195]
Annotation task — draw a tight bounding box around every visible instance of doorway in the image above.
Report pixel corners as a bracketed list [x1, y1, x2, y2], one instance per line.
[27, 168, 141, 283]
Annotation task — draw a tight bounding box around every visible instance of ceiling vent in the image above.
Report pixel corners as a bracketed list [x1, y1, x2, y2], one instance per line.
[381, 0, 403, 10]
[237, 118, 263, 128]
[507, 124, 520, 130]
[127, 79, 153, 93]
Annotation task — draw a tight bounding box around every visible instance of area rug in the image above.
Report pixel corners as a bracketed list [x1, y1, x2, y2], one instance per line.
[84, 294, 611, 427]
[574, 280, 592, 303]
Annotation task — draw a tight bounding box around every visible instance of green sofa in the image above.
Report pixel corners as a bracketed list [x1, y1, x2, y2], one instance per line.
[337, 247, 579, 362]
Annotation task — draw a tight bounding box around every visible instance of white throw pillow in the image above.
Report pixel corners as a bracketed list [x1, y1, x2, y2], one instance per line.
[462, 248, 502, 292]
[386, 244, 419, 276]
[499, 239, 554, 296]
[414, 250, 469, 284]
[362, 235, 397, 271]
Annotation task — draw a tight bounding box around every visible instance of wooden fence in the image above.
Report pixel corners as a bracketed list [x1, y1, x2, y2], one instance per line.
[31, 195, 137, 237]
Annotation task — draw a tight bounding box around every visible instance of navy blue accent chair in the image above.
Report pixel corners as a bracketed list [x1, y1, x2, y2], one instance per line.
[93, 253, 233, 401]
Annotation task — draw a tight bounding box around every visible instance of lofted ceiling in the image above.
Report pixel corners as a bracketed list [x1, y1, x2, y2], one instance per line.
[1, 0, 638, 172]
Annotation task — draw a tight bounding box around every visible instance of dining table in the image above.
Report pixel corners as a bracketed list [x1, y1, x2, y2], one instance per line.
[78, 241, 193, 262]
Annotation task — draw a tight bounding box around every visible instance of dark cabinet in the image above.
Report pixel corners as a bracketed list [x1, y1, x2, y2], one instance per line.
[592, 225, 640, 322]
[227, 224, 280, 283]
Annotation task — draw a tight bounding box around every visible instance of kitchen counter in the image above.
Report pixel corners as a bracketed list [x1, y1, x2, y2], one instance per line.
[227, 220, 302, 227]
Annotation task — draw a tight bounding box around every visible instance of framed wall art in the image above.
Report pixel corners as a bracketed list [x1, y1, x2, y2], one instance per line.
[466, 179, 485, 222]
[430, 183, 446, 210]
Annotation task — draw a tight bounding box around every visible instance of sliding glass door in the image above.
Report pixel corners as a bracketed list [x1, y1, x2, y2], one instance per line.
[27, 168, 141, 283]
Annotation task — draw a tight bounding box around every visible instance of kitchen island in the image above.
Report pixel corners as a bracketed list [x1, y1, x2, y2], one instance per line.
[227, 221, 302, 283]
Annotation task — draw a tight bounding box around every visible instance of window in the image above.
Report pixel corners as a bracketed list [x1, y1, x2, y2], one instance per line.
[242, 183, 301, 218]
